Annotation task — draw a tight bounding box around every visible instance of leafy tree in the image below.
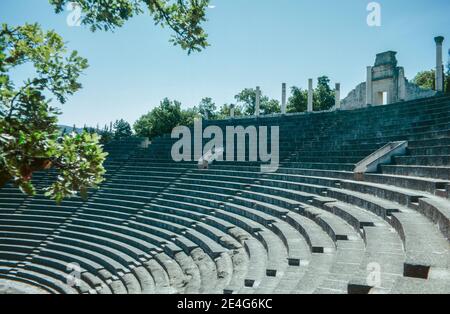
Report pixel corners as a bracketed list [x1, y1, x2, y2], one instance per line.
[49, 0, 210, 54]
[314, 76, 335, 111]
[264, 99, 281, 115]
[217, 103, 243, 119]
[113, 119, 132, 139]
[196, 97, 217, 120]
[287, 86, 308, 113]
[234, 88, 280, 116]
[134, 98, 200, 139]
[234, 88, 256, 115]
[413, 70, 435, 90]
[133, 115, 152, 139]
[287, 77, 335, 113]
[0, 23, 107, 202]
[99, 125, 114, 145]
[182, 107, 200, 125]
[412, 68, 450, 94]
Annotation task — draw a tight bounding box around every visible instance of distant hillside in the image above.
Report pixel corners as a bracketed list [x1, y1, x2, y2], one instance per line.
[58, 125, 87, 134]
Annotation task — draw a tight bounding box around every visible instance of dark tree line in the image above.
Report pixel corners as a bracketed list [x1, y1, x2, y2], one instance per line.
[133, 76, 337, 140]
[413, 67, 450, 94]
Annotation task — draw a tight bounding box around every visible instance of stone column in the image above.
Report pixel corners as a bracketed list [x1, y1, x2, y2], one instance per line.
[255, 86, 261, 116]
[281, 83, 287, 114]
[366, 66, 373, 105]
[307, 79, 313, 112]
[398, 67, 406, 101]
[435, 36, 444, 92]
[230, 105, 235, 118]
[335, 83, 341, 109]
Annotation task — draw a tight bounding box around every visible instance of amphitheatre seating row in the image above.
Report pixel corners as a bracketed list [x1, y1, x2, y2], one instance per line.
[0, 96, 449, 294]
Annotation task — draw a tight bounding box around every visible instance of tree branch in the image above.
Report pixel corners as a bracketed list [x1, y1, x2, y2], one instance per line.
[151, 0, 189, 41]
[7, 79, 38, 118]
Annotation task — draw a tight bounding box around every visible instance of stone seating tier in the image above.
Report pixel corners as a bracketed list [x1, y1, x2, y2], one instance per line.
[0, 95, 449, 294]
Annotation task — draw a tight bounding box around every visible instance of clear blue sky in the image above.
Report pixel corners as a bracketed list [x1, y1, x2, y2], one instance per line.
[1, 0, 449, 127]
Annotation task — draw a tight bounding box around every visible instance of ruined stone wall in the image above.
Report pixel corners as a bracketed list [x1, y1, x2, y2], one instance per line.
[404, 80, 438, 101]
[340, 51, 438, 110]
[340, 82, 367, 110]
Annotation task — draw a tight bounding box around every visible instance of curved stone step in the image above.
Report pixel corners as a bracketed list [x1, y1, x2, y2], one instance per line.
[152, 252, 188, 294]
[189, 248, 220, 294]
[0, 273, 55, 294]
[284, 212, 335, 254]
[143, 258, 177, 294]
[323, 203, 405, 293]
[363, 173, 449, 195]
[28, 255, 107, 294]
[142, 204, 242, 251]
[174, 251, 202, 294]
[389, 276, 450, 294]
[222, 228, 251, 294]
[328, 188, 450, 278]
[12, 268, 78, 294]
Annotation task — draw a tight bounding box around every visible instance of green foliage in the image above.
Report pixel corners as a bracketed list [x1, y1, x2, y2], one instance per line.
[413, 67, 450, 94]
[98, 125, 114, 145]
[234, 88, 280, 115]
[113, 119, 132, 139]
[287, 76, 335, 113]
[413, 70, 435, 90]
[134, 98, 200, 139]
[0, 23, 107, 202]
[287, 86, 308, 113]
[195, 97, 217, 120]
[182, 107, 200, 125]
[217, 103, 243, 119]
[314, 76, 335, 111]
[132, 77, 337, 139]
[49, 0, 210, 54]
[44, 132, 107, 203]
[195, 98, 248, 120]
[264, 99, 281, 115]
